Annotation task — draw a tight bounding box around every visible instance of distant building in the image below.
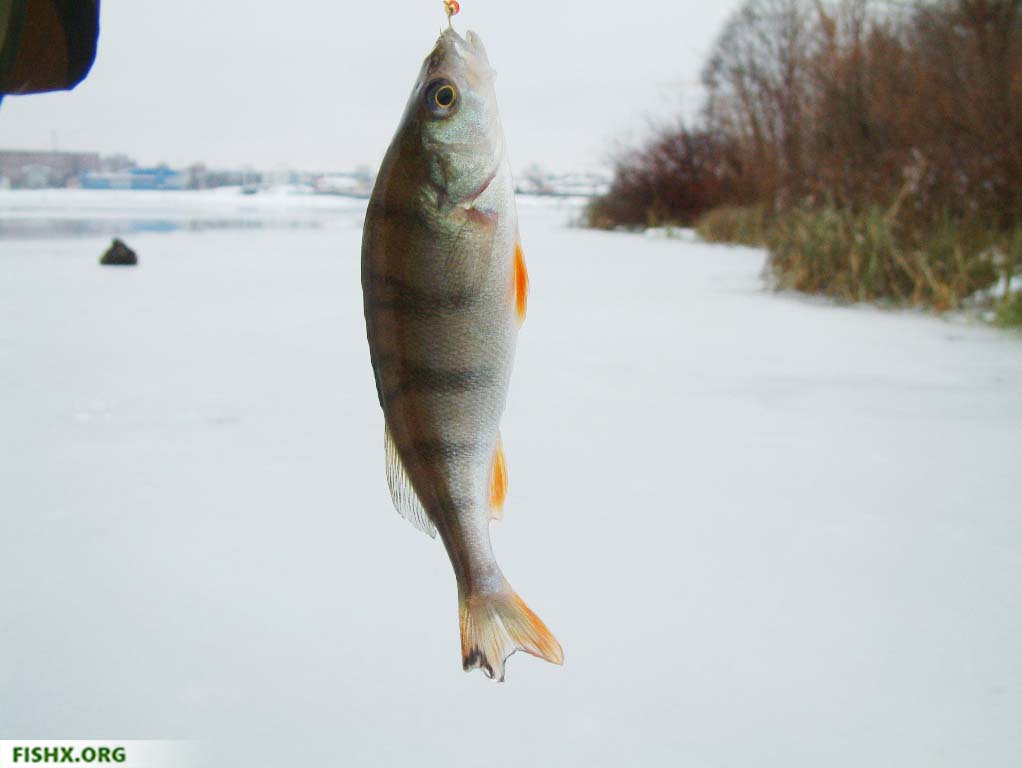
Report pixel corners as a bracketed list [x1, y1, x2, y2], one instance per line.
[0, 150, 101, 188]
[515, 170, 610, 198]
[101, 154, 137, 172]
[193, 168, 260, 189]
[80, 166, 188, 190]
[314, 172, 372, 198]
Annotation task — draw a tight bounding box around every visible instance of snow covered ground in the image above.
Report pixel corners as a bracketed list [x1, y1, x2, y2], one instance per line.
[1, 193, 1020, 766]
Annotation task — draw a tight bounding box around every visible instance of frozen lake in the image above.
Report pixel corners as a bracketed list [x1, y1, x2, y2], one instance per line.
[1, 192, 1020, 766]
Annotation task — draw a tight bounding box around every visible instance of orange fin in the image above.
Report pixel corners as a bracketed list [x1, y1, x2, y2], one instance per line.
[488, 437, 508, 520]
[460, 587, 563, 681]
[514, 242, 528, 326]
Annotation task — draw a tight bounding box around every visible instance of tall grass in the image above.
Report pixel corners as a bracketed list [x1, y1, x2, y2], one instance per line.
[766, 207, 998, 309]
[695, 206, 771, 246]
[997, 294, 1022, 327]
[995, 228, 1022, 326]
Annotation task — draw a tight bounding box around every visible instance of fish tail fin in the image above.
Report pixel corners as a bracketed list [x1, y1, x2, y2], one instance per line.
[459, 586, 563, 681]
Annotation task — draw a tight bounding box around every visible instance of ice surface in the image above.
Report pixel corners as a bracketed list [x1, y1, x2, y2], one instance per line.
[0, 187, 367, 239]
[1, 195, 1020, 766]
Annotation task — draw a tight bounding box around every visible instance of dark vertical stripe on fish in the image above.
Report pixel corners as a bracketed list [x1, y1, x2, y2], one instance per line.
[408, 440, 486, 462]
[366, 271, 482, 313]
[383, 364, 499, 402]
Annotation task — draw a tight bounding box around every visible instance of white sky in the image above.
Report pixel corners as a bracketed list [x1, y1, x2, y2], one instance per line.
[0, 0, 742, 173]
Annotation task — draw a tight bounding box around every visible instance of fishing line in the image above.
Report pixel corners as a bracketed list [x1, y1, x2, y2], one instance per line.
[443, 0, 460, 26]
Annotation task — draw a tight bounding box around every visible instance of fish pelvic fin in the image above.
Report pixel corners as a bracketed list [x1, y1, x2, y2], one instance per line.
[459, 586, 563, 682]
[384, 425, 437, 538]
[488, 436, 508, 520]
[514, 242, 528, 327]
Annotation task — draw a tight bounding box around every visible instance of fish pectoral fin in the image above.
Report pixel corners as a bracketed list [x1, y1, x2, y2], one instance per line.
[488, 436, 508, 521]
[514, 242, 528, 327]
[460, 586, 563, 682]
[384, 425, 437, 538]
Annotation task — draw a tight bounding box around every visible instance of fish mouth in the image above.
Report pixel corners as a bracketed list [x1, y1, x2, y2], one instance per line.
[437, 27, 490, 68]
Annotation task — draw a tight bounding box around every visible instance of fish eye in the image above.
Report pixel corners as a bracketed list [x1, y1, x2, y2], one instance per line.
[425, 79, 459, 116]
[435, 85, 456, 108]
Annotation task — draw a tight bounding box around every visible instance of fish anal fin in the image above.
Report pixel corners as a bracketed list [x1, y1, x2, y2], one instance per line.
[514, 242, 528, 326]
[384, 425, 436, 538]
[488, 437, 508, 520]
[460, 586, 563, 682]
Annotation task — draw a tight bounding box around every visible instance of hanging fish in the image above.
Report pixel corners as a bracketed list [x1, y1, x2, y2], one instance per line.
[361, 26, 562, 681]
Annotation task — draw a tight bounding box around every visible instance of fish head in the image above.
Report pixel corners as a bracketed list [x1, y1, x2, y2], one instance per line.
[407, 28, 503, 206]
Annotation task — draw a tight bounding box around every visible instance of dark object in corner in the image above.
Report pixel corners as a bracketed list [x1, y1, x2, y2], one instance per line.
[100, 239, 137, 266]
[0, 0, 100, 95]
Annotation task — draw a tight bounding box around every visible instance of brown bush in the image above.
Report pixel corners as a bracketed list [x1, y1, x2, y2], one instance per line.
[586, 125, 752, 229]
[588, 0, 1021, 311]
[593, 0, 1021, 229]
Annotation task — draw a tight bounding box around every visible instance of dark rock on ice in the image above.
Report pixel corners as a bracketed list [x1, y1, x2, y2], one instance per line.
[100, 239, 138, 266]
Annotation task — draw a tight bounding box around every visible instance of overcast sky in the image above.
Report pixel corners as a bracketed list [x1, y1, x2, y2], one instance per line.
[0, 0, 742, 173]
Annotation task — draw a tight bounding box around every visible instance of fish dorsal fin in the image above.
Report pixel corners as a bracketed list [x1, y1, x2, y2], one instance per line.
[514, 242, 528, 326]
[385, 425, 437, 538]
[488, 436, 508, 521]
